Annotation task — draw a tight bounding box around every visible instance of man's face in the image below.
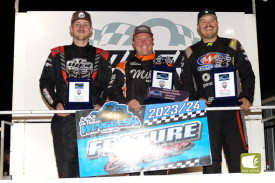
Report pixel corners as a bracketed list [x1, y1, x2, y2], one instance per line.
[197, 15, 219, 42]
[70, 19, 93, 42]
[132, 33, 154, 56]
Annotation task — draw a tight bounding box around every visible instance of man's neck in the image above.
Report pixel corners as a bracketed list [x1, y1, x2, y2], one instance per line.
[136, 52, 156, 61]
[73, 40, 89, 47]
[202, 35, 218, 43]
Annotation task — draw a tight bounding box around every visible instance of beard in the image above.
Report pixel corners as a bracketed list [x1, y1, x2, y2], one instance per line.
[198, 26, 219, 41]
[70, 31, 92, 42]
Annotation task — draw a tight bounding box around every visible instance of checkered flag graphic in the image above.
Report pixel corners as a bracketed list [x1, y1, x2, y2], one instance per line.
[144, 109, 206, 127]
[143, 158, 200, 172]
[89, 19, 200, 47]
[90, 23, 135, 46]
[175, 24, 200, 46]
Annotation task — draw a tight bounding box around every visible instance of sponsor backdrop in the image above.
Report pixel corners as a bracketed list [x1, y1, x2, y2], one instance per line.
[13, 11, 255, 111]
[11, 12, 261, 179]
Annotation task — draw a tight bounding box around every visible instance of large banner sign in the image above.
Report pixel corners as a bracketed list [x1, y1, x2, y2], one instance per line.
[76, 100, 211, 177]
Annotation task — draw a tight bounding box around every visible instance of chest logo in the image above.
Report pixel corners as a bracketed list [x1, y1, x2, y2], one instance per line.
[197, 52, 231, 71]
[67, 58, 93, 78]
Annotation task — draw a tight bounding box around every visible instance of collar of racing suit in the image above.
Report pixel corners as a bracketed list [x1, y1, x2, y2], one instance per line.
[202, 36, 220, 47]
[136, 52, 156, 61]
[72, 42, 90, 51]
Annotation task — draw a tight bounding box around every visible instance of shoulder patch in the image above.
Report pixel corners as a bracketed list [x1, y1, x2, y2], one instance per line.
[116, 61, 127, 75]
[185, 46, 193, 59]
[229, 39, 238, 51]
[96, 48, 110, 61]
[51, 46, 64, 58]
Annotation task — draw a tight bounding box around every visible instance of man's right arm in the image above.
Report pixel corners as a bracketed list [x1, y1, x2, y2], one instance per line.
[107, 61, 127, 104]
[39, 53, 62, 109]
[180, 51, 200, 101]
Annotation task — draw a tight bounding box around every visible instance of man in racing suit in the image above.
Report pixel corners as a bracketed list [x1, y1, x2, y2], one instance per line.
[39, 10, 111, 178]
[180, 9, 255, 173]
[108, 25, 181, 175]
[108, 25, 181, 112]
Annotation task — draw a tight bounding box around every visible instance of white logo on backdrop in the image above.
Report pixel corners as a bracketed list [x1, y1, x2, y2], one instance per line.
[89, 18, 200, 67]
[90, 18, 199, 47]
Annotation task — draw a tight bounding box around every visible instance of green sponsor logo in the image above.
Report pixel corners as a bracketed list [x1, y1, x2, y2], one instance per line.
[241, 153, 261, 173]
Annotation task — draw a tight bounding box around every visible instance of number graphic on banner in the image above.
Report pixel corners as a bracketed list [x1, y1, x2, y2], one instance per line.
[171, 104, 178, 114]
[147, 101, 201, 119]
[164, 105, 171, 115]
[156, 107, 163, 117]
[193, 101, 200, 110]
[148, 108, 156, 119]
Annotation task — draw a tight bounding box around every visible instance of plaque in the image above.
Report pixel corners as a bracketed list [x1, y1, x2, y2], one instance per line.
[65, 78, 94, 110]
[146, 56, 189, 104]
[151, 63, 175, 90]
[147, 87, 189, 104]
[211, 66, 241, 107]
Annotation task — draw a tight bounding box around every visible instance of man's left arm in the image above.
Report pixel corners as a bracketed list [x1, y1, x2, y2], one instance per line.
[173, 69, 184, 90]
[235, 40, 256, 109]
[93, 50, 112, 108]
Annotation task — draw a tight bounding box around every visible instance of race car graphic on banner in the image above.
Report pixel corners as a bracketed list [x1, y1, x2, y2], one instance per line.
[76, 100, 212, 177]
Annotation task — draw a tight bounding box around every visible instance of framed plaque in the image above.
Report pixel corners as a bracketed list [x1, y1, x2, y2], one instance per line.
[65, 78, 93, 110]
[211, 66, 241, 106]
[145, 64, 186, 104]
[151, 64, 175, 89]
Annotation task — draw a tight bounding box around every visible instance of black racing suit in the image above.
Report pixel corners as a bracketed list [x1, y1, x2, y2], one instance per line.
[39, 43, 111, 178]
[108, 52, 182, 105]
[108, 53, 181, 175]
[180, 37, 255, 173]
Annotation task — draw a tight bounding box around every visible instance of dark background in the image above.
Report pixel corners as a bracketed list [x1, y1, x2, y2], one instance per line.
[2, 0, 275, 149]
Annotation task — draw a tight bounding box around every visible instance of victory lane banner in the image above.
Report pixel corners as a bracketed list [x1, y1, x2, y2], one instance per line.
[76, 100, 212, 177]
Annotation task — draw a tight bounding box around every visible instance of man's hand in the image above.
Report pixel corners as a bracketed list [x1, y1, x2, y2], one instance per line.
[127, 99, 141, 111]
[199, 97, 211, 107]
[94, 104, 101, 110]
[56, 103, 70, 117]
[239, 98, 251, 111]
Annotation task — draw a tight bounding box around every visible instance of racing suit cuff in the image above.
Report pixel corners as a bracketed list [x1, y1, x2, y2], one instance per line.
[239, 95, 253, 104]
[192, 94, 201, 101]
[53, 99, 63, 110]
[95, 100, 104, 108]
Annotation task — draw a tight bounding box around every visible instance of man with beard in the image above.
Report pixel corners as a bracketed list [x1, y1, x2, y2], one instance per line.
[107, 25, 181, 175]
[180, 9, 255, 173]
[39, 10, 111, 178]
